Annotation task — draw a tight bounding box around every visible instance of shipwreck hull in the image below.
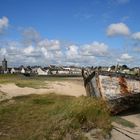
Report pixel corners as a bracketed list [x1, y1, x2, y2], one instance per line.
[82, 70, 140, 114]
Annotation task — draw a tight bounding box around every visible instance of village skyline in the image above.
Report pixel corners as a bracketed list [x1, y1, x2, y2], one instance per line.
[0, 0, 140, 67]
[1, 57, 140, 77]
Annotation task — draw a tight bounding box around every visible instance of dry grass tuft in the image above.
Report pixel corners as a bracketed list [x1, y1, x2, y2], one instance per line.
[0, 93, 112, 140]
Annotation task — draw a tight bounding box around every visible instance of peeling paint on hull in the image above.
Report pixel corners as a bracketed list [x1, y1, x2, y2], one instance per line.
[82, 70, 140, 114]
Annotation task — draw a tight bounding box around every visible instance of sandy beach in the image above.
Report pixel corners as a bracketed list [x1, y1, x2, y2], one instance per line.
[0, 80, 86, 100]
[1, 79, 140, 140]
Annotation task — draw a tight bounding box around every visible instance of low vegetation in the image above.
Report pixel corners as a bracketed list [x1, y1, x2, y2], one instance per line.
[0, 93, 112, 140]
[0, 74, 47, 88]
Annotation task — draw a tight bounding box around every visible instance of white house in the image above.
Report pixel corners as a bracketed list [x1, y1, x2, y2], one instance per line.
[57, 70, 70, 74]
[69, 68, 82, 75]
[21, 68, 26, 74]
[122, 69, 130, 74]
[11, 68, 20, 74]
[50, 70, 57, 75]
[37, 67, 49, 75]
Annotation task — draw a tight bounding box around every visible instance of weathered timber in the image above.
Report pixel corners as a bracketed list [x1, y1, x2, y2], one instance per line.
[82, 69, 140, 114]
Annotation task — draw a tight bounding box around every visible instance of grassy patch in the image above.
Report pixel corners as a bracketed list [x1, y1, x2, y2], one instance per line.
[33, 98, 55, 105]
[0, 74, 20, 84]
[15, 80, 48, 89]
[0, 74, 48, 88]
[0, 94, 112, 140]
[112, 116, 136, 128]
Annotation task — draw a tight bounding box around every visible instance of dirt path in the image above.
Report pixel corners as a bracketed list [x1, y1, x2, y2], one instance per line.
[0, 80, 86, 101]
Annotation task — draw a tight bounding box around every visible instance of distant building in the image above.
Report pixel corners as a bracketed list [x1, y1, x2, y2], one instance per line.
[2, 58, 7, 71]
[10, 68, 20, 74]
[1, 58, 8, 73]
[21, 67, 26, 74]
[37, 67, 49, 75]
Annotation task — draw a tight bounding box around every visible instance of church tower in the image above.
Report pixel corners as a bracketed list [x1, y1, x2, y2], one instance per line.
[2, 57, 7, 72]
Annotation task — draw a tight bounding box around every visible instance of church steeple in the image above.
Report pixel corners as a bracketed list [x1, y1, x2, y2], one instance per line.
[2, 57, 7, 72]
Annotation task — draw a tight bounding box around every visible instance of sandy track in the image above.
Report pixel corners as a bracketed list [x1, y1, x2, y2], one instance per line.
[111, 110, 140, 140]
[0, 80, 86, 100]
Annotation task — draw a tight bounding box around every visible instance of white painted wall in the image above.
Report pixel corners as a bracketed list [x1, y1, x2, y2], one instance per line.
[37, 68, 48, 75]
[21, 68, 25, 73]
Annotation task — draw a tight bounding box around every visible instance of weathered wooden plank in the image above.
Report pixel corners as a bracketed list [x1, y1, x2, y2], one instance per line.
[82, 70, 140, 114]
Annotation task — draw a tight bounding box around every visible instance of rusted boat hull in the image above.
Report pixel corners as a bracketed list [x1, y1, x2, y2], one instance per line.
[82, 70, 140, 114]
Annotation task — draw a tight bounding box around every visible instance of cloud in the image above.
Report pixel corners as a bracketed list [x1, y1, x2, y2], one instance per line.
[0, 48, 7, 56]
[65, 45, 98, 66]
[38, 39, 60, 51]
[0, 38, 112, 66]
[66, 45, 78, 58]
[132, 32, 140, 40]
[81, 41, 109, 57]
[107, 22, 130, 36]
[133, 47, 140, 52]
[0, 16, 9, 34]
[23, 46, 34, 55]
[117, 53, 133, 63]
[1, 24, 137, 67]
[120, 53, 132, 59]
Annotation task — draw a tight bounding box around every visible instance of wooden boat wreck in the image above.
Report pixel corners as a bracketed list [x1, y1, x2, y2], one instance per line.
[82, 69, 140, 114]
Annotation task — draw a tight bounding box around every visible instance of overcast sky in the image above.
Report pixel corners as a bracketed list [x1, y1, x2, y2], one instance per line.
[0, 0, 140, 67]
